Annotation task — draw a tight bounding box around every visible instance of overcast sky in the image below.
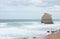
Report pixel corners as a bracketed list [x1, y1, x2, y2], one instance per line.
[0, 0, 60, 19]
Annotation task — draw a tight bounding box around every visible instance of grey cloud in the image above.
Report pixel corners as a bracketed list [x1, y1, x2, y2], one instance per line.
[0, 0, 60, 7]
[43, 0, 60, 6]
[9, 0, 60, 7]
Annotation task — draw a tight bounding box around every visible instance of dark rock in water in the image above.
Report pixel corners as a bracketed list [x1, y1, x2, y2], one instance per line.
[41, 13, 53, 24]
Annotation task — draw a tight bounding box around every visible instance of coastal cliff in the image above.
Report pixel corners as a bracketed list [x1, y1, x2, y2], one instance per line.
[46, 32, 60, 39]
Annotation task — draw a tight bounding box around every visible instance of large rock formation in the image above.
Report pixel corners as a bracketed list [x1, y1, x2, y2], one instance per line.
[41, 13, 53, 24]
[46, 32, 60, 39]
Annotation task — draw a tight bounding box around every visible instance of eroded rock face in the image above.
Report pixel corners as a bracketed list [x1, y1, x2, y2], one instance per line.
[41, 13, 53, 24]
[46, 32, 60, 39]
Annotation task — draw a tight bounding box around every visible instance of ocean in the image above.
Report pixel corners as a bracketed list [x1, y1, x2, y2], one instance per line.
[0, 19, 60, 39]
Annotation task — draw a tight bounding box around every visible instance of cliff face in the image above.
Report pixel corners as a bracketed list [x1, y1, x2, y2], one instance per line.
[41, 13, 53, 24]
[46, 32, 60, 39]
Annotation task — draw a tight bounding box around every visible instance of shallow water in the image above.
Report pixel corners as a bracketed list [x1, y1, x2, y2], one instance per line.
[0, 21, 60, 39]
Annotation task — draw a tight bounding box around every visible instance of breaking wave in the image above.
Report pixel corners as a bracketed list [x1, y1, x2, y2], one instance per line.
[0, 21, 59, 39]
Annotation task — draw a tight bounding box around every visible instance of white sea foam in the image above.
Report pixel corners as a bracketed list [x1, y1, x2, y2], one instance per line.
[0, 23, 8, 28]
[0, 21, 59, 39]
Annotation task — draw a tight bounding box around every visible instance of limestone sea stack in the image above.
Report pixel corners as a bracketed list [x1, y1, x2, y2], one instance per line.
[41, 13, 53, 24]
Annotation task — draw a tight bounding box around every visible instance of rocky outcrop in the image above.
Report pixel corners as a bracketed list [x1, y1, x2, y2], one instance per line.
[41, 13, 53, 24]
[46, 32, 60, 39]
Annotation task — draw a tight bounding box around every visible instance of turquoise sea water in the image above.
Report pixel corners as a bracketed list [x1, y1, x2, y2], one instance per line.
[0, 19, 60, 39]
